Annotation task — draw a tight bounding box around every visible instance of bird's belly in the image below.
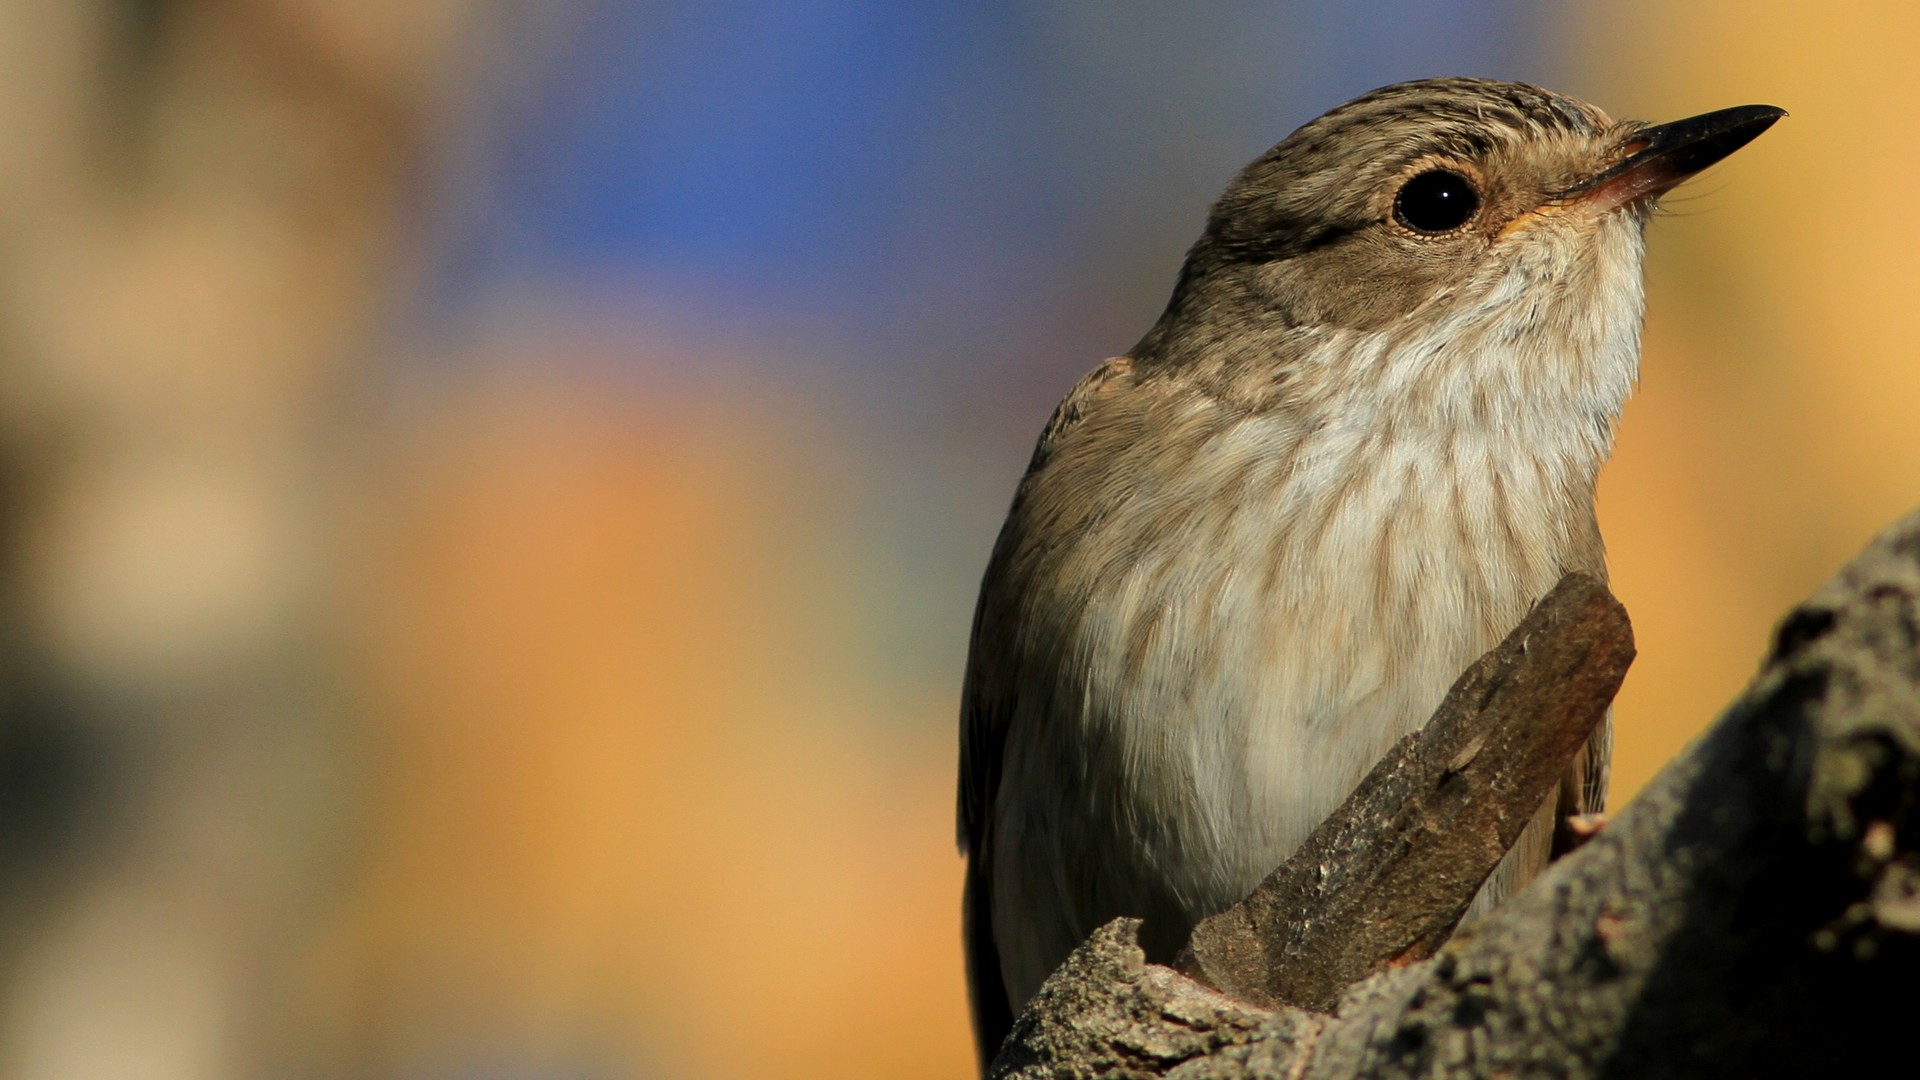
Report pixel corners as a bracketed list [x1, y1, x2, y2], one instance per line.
[1103, 578, 1502, 921]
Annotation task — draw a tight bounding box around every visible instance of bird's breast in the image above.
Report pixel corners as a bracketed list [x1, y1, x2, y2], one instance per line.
[1009, 406, 1602, 922]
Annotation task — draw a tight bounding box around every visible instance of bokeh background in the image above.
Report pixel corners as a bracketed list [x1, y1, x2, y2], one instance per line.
[0, 2, 1915, 1077]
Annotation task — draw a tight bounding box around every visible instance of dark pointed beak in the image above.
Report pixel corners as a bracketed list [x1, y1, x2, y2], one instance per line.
[1570, 104, 1786, 210]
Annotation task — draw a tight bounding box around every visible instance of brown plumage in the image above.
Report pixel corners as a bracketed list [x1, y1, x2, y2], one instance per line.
[957, 77, 1780, 1069]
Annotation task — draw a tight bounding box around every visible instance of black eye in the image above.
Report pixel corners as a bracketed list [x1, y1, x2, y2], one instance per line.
[1393, 169, 1481, 234]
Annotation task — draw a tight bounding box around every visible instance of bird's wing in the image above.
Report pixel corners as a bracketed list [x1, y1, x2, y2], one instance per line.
[958, 507, 1020, 1065]
[957, 356, 1135, 1068]
[957, 481, 1030, 1069]
[1552, 711, 1612, 858]
[1580, 711, 1612, 815]
[960, 711, 1014, 1070]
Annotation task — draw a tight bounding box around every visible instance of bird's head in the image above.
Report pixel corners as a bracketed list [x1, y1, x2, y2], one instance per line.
[1141, 78, 1782, 380]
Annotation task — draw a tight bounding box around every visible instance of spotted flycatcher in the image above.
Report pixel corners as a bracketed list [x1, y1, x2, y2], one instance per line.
[957, 77, 1782, 1064]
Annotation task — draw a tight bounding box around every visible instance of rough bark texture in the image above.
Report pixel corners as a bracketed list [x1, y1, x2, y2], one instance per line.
[992, 507, 1920, 1079]
[1178, 572, 1632, 1012]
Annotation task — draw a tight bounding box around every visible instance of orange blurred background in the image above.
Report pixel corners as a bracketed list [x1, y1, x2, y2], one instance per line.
[0, 3, 1915, 1078]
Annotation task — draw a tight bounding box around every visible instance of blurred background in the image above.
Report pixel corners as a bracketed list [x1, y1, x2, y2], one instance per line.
[0, 2, 1914, 1076]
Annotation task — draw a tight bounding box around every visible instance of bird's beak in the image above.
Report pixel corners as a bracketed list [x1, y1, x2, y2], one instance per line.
[1568, 104, 1786, 211]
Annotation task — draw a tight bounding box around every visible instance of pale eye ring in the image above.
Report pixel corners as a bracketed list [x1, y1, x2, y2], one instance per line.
[1393, 169, 1481, 234]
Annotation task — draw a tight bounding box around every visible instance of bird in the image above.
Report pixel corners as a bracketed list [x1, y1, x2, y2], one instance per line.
[956, 77, 1781, 1067]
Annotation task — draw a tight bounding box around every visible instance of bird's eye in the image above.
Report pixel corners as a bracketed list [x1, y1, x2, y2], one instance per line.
[1393, 169, 1481, 234]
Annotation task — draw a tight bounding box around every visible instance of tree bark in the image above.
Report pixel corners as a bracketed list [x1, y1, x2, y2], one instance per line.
[991, 507, 1920, 1079]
